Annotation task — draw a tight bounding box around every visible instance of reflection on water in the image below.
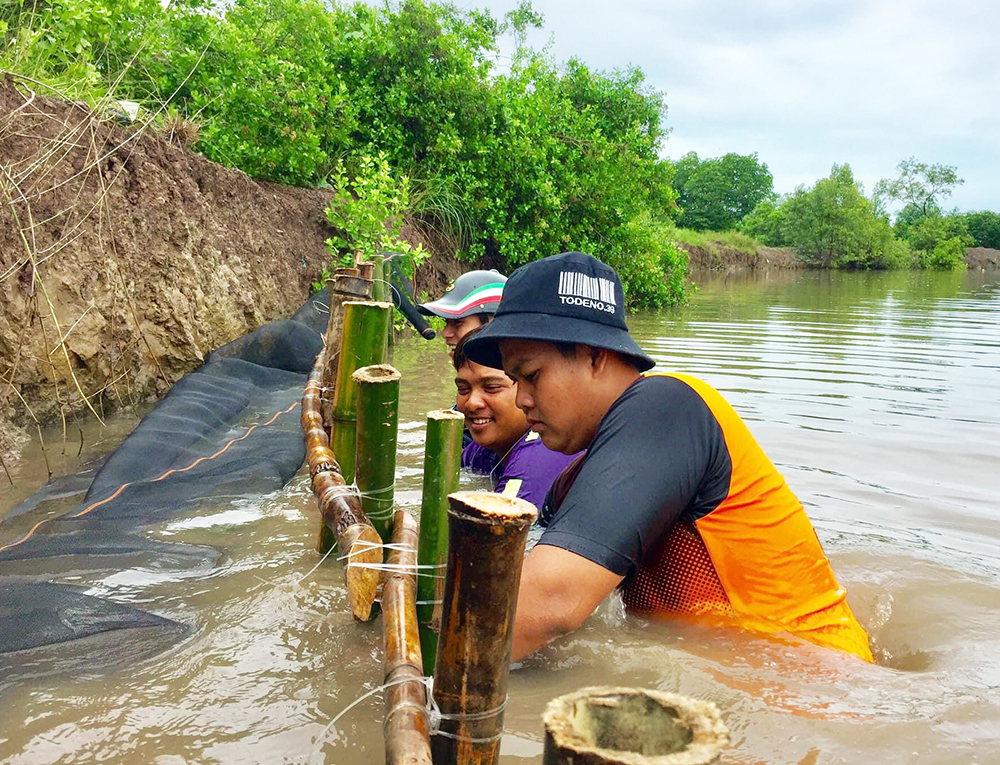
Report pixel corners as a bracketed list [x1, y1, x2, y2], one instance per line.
[2, 268, 999, 764]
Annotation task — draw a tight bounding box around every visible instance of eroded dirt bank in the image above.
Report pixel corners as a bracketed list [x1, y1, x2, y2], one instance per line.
[0, 78, 336, 463]
[681, 241, 1000, 272]
[0, 76, 464, 464]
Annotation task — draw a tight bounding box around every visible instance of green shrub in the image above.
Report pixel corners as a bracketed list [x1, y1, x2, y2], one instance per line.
[964, 211, 1000, 249]
[915, 237, 968, 270]
[4, 0, 689, 306]
[324, 151, 427, 269]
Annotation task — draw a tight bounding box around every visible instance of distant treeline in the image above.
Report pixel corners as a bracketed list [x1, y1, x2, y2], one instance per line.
[672, 153, 999, 271]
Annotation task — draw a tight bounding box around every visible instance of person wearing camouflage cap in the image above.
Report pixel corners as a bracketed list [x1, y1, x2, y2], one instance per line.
[418, 269, 506, 357]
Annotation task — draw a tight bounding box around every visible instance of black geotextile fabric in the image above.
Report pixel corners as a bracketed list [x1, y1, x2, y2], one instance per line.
[0, 293, 329, 667]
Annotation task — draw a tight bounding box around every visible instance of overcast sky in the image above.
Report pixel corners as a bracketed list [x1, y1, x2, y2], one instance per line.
[470, 0, 999, 213]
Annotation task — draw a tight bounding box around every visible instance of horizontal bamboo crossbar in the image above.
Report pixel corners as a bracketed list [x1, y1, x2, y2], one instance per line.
[303, 349, 381, 621]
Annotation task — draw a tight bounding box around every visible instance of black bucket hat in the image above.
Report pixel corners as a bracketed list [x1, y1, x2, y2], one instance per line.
[462, 252, 655, 372]
[417, 270, 507, 320]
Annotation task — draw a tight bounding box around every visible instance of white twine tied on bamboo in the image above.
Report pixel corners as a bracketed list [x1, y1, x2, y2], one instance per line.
[312, 674, 509, 761]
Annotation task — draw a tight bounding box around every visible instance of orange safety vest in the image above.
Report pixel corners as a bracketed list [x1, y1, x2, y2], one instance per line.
[621, 373, 873, 663]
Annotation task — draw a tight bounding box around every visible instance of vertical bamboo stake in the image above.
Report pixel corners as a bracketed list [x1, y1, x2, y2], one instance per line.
[371, 254, 395, 352]
[431, 492, 537, 765]
[353, 364, 401, 542]
[382, 509, 433, 765]
[332, 301, 392, 421]
[541, 687, 728, 765]
[302, 353, 382, 620]
[416, 409, 465, 675]
[321, 272, 372, 430]
[330, 418, 357, 486]
[371, 254, 387, 302]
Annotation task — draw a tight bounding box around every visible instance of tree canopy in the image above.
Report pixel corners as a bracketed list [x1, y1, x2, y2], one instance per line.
[874, 157, 964, 219]
[671, 151, 774, 231]
[769, 164, 909, 269]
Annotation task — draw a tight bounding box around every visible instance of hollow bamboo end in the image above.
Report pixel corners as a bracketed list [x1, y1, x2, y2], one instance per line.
[447, 490, 537, 525]
[345, 525, 384, 621]
[352, 364, 402, 384]
[542, 687, 728, 765]
[427, 409, 465, 422]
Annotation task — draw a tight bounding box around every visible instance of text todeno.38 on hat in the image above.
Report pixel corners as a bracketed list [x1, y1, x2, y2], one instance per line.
[462, 252, 655, 372]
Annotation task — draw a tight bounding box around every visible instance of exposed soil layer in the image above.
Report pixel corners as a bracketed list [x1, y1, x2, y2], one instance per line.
[966, 247, 1000, 269]
[679, 243, 801, 271]
[683, 241, 999, 273]
[0, 76, 458, 462]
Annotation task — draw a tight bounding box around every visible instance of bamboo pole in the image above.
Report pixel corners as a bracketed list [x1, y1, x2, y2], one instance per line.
[321, 272, 373, 430]
[330, 418, 357, 485]
[353, 364, 401, 542]
[331, 301, 392, 422]
[302, 354, 382, 620]
[371, 254, 395, 352]
[382, 509, 433, 765]
[431, 491, 537, 765]
[416, 409, 465, 676]
[371, 254, 387, 303]
[541, 687, 728, 765]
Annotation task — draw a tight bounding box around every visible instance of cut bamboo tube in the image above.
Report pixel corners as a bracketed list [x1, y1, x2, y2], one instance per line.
[431, 491, 537, 765]
[321, 273, 373, 430]
[331, 301, 392, 422]
[541, 687, 728, 765]
[382, 509, 433, 765]
[416, 409, 465, 676]
[303, 352, 382, 621]
[353, 364, 401, 542]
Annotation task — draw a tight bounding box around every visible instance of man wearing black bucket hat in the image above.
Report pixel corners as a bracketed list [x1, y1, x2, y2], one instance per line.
[463, 252, 873, 663]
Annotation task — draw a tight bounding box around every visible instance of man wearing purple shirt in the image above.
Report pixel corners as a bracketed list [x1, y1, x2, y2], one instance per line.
[454, 329, 582, 510]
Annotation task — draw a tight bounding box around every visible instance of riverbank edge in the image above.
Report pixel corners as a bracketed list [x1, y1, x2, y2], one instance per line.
[678, 241, 1000, 272]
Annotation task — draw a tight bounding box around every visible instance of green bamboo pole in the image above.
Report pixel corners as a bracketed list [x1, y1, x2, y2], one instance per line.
[331, 418, 357, 486]
[416, 409, 464, 676]
[371, 254, 387, 303]
[331, 301, 392, 421]
[371, 255, 396, 352]
[320, 272, 372, 430]
[353, 364, 401, 542]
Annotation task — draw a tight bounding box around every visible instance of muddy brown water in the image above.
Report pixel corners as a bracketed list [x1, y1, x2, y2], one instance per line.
[2, 268, 999, 764]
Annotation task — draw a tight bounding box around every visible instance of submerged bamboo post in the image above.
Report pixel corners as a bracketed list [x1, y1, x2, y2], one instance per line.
[416, 410, 465, 676]
[382, 509, 433, 765]
[302, 354, 382, 620]
[331, 301, 392, 422]
[353, 364, 401, 542]
[321, 272, 373, 429]
[431, 491, 537, 765]
[541, 687, 729, 765]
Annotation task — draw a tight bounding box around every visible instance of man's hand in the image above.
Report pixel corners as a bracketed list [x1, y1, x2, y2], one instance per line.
[511, 543, 624, 661]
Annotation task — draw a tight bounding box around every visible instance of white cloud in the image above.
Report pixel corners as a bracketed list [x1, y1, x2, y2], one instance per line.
[476, 0, 1000, 210]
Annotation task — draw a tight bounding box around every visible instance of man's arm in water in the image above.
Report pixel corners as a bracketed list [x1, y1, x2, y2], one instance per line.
[510, 543, 624, 661]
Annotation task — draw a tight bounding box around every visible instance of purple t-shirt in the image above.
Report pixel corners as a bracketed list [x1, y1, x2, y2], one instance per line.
[461, 431, 583, 511]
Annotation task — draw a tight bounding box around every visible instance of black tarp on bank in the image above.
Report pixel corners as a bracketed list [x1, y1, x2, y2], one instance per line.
[0, 293, 329, 684]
